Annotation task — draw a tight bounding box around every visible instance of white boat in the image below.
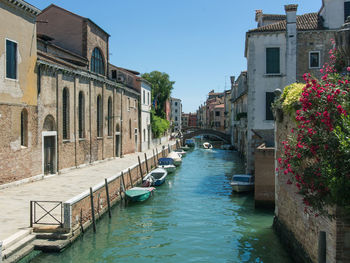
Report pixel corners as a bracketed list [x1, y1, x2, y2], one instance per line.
[167, 151, 182, 166]
[203, 142, 213, 149]
[142, 167, 168, 186]
[157, 158, 176, 173]
[174, 149, 186, 156]
[230, 174, 254, 193]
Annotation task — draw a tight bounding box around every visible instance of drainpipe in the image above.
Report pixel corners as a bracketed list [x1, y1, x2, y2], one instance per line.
[285, 4, 298, 85]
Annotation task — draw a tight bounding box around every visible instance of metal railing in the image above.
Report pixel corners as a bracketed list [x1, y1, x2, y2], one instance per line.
[30, 201, 63, 227]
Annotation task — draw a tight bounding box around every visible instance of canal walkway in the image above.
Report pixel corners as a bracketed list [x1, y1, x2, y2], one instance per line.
[0, 142, 175, 242]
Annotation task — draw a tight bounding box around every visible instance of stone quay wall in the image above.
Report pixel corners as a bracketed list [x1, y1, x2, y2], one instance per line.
[274, 114, 350, 263]
[63, 142, 177, 234]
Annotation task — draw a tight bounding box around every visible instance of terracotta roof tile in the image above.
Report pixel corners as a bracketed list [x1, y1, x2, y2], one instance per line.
[249, 13, 323, 33]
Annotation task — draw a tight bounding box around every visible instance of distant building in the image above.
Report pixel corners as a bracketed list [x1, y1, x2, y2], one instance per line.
[170, 97, 182, 132]
[181, 113, 189, 130]
[213, 104, 225, 131]
[188, 113, 197, 128]
[138, 78, 152, 151]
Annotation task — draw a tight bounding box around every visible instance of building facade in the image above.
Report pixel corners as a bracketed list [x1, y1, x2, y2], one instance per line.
[170, 97, 182, 132]
[139, 79, 152, 151]
[0, 0, 41, 184]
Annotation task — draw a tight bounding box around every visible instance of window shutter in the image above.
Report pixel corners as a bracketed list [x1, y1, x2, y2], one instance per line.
[345, 2, 350, 21]
[266, 92, 275, 120]
[6, 40, 17, 79]
[266, 48, 280, 74]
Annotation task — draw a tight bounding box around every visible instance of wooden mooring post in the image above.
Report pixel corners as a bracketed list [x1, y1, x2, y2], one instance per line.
[162, 145, 165, 158]
[80, 208, 84, 233]
[168, 144, 171, 153]
[121, 171, 126, 191]
[104, 179, 111, 218]
[89, 187, 96, 232]
[119, 176, 124, 201]
[156, 148, 159, 162]
[138, 156, 144, 181]
[144, 153, 149, 174]
[153, 149, 157, 167]
[318, 231, 326, 263]
[128, 168, 133, 188]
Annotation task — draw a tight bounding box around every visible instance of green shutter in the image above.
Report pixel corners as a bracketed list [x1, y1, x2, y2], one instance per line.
[266, 48, 280, 74]
[266, 92, 275, 120]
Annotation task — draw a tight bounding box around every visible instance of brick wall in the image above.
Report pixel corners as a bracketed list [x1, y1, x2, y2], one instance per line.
[275, 114, 350, 263]
[254, 144, 274, 208]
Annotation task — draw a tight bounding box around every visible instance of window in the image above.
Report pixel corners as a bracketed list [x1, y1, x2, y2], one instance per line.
[129, 119, 132, 139]
[266, 92, 276, 120]
[21, 109, 28, 147]
[134, 99, 137, 109]
[108, 97, 112, 136]
[266, 48, 280, 74]
[6, 39, 17, 79]
[175, 109, 178, 113]
[78, 91, 85, 138]
[215, 111, 220, 117]
[91, 48, 105, 75]
[143, 90, 145, 104]
[143, 129, 146, 142]
[111, 70, 117, 79]
[62, 88, 69, 139]
[309, 51, 320, 68]
[147, 92, 150, 105]
[345, 2, 350, 21]
[97, 95, 102, 137]
[175, 102, 178, 106]
[175, 116, 178, 121]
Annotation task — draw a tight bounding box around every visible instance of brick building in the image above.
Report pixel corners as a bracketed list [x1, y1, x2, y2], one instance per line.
[0, 0, 41, 184]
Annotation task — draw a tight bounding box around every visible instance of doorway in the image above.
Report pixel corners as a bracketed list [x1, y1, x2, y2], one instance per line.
[42, 132, 57, 175]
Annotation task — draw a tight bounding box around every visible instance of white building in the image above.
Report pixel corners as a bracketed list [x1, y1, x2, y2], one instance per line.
[140, 79, 152, 151]
[245, 2, 338, 173]
[170, 97, 182, 132]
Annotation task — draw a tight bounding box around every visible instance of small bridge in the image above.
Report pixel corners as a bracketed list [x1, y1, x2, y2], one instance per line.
[182, 129, 231, 144]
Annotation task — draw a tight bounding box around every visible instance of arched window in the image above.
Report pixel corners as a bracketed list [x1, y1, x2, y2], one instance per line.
[129, 119, 132, 139]
[97, 95, 102, 137]
[78, 91, 85, 138]
[21, 109, 28, 147]
[62, 88, 69, 139]
[143, 129, 146, 142]
[108, 97, 112, 136]
[91, 48, 105, 75]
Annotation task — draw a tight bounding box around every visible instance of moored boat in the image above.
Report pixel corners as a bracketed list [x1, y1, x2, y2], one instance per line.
[230, 174, 254, 193]
[174, 149, 186, 156]
[203, 142, 213, 149]
[185, 139, 195, 147]
[157, 158, 176, 173]
[142, 167, 168, 186]
[181, 145, 190, 151]
[125, 187, 155, 202]
[167, 151, 182, 166]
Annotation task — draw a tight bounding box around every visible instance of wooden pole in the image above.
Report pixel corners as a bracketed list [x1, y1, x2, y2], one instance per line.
[153, 149, 157, 167]
[156, 148, 159, 162]
[105, 179, 111, 218]
[30, 201, 33, 227]
[119, 176, 124, 201]
[128, 168, 133, 188]
[89, 187, 96, 232]
[168, 144, 171, 153]
[144, 153, 149, 174]
[121, 171, 126, 191]
[80, 208, 84, 233]
[162, 145, 165, 158]
[138, 156, 143, 181]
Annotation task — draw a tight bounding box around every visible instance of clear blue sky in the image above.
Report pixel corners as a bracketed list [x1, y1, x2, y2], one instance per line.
[29, 0, 320, 112]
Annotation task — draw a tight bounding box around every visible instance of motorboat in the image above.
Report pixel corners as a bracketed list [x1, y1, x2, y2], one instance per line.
[230, 174, 254, 193]
[181, 145, 190, 151]
[125, 187, 155, 202]
[174, 149, 186, 156]
[167, 151, 182, 166]
[157, 158, 176, 173]
[142, 167, 168, 186]
[203, 142, 213, 149]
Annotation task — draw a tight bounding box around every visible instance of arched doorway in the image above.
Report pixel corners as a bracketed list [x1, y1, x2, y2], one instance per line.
[42, 115, 57, 175]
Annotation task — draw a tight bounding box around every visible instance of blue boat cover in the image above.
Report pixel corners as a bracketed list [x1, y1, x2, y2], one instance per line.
[158, 158, 174, 165]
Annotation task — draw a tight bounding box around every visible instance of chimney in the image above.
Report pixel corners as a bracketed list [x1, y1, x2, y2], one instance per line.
[255, 9, 263, 27]
[285, 4, 298, 85]
[230, 76, 235, 84]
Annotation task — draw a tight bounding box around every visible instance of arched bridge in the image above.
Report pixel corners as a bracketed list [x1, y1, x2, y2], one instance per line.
[182, 129, 231, 144]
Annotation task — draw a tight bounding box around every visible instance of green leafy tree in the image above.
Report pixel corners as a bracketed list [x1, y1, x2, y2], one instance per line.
[141, 71, 175, 118]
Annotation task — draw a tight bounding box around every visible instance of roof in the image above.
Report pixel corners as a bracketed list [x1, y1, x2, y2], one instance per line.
[41, 4, 110, 37]
[249, 12, 323, 33]
[4, 0, 41, 16]
[261, 14, 286, 21]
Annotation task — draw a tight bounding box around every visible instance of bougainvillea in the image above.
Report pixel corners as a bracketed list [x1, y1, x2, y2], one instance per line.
[278, 44, 350, 216]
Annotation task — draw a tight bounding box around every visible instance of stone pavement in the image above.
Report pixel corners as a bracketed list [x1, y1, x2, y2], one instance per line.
[0, 142, 175, 241]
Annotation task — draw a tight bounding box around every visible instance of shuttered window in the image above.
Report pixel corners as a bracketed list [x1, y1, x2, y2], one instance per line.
[6, 40, 17, 79]
[345, 2, 350, 21]
[78, 92, 85, 138]
[266, 92, 275, 120]
[266, 48, 280, 74]
[62, 88, 69, 139]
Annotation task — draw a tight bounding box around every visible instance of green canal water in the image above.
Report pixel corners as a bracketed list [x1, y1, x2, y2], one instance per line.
[28, 147, 291, 263]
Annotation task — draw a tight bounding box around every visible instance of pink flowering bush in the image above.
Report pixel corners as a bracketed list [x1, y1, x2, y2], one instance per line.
[278, 45, 350, 216]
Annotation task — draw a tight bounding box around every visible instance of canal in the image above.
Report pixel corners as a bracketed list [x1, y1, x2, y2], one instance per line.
[28, 147, 291, 263]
